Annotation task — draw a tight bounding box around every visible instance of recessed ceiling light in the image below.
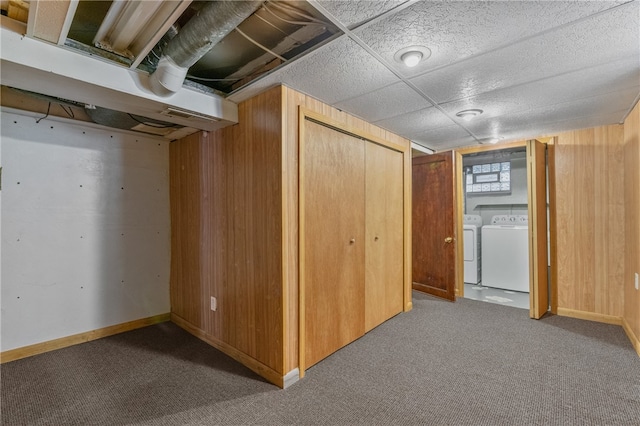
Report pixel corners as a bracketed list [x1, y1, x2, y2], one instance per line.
[456, 109, 483, 121]
[400, 51, 422, 67]
[394, 46, 431, 68]
[478, 137, 500, 145]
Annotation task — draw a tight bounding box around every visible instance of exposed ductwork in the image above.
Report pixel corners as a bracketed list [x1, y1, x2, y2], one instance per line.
[149, 0, 263, 97]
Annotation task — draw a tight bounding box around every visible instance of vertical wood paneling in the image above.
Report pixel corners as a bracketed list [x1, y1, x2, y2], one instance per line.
[171, 85, 412, 385]
[170, 133, 205, 330]
[554, 125, 625, 317]
[623, 101, 640, 352]
[283, 87, 305, 372]
[548, 141, 558, 314]
[232, 88, 284, 369]
[171, 87, 284, 378]
[202, 128, 228, 340]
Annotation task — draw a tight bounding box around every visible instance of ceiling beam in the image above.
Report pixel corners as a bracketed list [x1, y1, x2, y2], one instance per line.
[1, 16, 238, 131]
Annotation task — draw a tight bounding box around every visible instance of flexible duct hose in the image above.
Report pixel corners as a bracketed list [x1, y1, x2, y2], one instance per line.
[150, 0, 263, 96]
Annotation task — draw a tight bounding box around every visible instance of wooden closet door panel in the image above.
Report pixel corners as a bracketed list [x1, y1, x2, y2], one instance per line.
[365, 143, 404, 332]
[303, 120, 365, 368]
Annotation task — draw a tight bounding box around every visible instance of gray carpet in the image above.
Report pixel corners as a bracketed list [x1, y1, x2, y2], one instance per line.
[2, 292, 639, 425]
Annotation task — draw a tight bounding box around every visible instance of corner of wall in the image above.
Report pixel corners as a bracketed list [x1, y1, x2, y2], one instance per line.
[623, 100, 640, 356]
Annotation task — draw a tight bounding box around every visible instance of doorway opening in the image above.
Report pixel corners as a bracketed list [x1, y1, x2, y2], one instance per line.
[461, 147, 530, 310]
[455, 139, 551, 319]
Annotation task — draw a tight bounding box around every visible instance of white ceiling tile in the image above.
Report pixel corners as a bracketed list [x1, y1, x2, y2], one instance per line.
[333, 81, 430, 122]
[466, 90, 634, 140]
[231, 1, 638, 151]
[410, 3, 639, 103]
[410, 125, 476, 151]
[315, 0, 407, 28]
[482, 110, 628, 145]
[318, 0, 407, 28]
[229, 35, 400, 104]
[437, 62, 640, 121]
[354, 0, 628, 77]
[373, 105, 456, 136]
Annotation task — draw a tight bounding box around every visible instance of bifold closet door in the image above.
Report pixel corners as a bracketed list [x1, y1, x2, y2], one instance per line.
[302, 120, 366, 368]
[365, 142, 404, 332]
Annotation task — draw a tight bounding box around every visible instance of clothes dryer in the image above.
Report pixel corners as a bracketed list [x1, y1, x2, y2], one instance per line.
[463, 215, 482, 284]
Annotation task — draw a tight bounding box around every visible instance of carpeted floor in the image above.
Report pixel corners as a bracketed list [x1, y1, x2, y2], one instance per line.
[2, 292, 639, 425]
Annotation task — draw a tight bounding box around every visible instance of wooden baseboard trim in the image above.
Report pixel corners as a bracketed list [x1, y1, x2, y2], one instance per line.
[170, 313, 288, 388]
[622, 317, 640, 357]
[0, 313, 171, 364]
[556, 307, 622, 325]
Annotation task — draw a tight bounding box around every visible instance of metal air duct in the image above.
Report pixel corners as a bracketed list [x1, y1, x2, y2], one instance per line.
[149, 0, 263, 96]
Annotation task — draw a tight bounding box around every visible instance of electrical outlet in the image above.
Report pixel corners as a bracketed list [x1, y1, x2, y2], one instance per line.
[210, 296, 217, 311]
[635, 273, 639, 291]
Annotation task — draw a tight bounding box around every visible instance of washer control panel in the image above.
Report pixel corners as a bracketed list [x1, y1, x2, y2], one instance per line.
[490, 215, 528, 225]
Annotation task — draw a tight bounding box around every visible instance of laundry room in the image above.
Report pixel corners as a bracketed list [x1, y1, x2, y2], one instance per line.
[461, 147, 531, 309]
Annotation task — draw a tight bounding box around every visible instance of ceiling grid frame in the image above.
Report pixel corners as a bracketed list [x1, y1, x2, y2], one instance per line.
[308, 0, 482, 150]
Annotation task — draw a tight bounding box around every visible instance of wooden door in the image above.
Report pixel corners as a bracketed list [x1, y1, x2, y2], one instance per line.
[527, 139, 549, 319]
[301, 120, 366, 369]
[412, 152, 456, 301]
[365, 142, 404, 332]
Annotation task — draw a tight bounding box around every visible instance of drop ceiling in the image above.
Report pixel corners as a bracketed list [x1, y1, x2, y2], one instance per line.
[1, 0, 638, 151]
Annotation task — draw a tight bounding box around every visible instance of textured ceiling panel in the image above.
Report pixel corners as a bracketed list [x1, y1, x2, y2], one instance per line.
[410, 125, 476, 151]
[229, 34, 399, 104]
[410, 3, 639, 104]
[316, 0, 408, 28]
[466, 90, 635, 139]
[373, 105, 457, 137]
[472, 111, 629, 146]
[333, 81, 429, 122]
[354, 0, 627, 78]
[437, 62, 640, 122]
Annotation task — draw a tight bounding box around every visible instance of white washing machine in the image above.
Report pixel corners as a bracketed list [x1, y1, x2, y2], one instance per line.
[481, 215, 529, 292]
[463, 215, 482, 284]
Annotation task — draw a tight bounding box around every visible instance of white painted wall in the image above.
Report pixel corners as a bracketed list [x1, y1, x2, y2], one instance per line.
[0, 109, 170, 352]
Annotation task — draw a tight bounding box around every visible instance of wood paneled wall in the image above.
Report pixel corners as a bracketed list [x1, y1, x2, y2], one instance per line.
[171, 85, 411, 386]
[623, 101, 640, 354]
[553, 125, 625, 320]
[170, 87, 285, 384]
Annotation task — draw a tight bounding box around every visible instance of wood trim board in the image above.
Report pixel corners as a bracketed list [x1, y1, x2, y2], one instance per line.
[171, 313, 292, 388]
[454, 151, 464, 298]
[556, 307, 622, 326]
[1, 313, 170, 363]
[622, 317, 640, 358]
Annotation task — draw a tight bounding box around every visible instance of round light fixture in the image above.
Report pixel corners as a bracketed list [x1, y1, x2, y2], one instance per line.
[456, 109, 483, 121]
[400, 51, 423, 67]
[394, 46, 431, 68]
[478, 137, 500, 145]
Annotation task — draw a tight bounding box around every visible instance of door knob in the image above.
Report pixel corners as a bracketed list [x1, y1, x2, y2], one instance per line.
[350, 238, 356, 244]
[444, 237, 453, 243]
[374, 236, 379, 241]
